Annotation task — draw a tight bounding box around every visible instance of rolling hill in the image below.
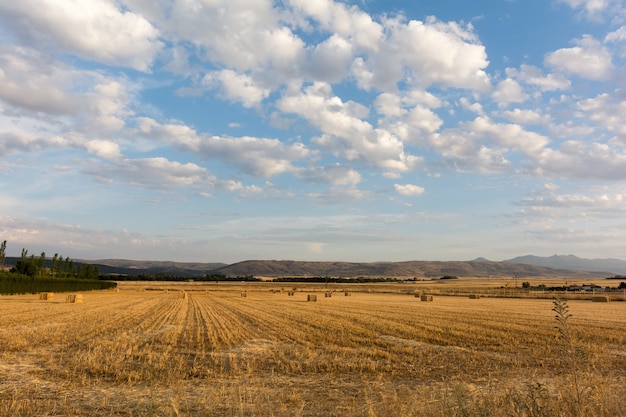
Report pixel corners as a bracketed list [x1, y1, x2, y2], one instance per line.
[504, 255, 626, 275]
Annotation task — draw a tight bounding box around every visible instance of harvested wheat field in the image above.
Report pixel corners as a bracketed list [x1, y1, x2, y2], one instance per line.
[0, 283, 625, 416]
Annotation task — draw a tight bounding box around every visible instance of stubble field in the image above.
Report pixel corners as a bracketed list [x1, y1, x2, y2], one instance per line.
[0, 280, 625, 416]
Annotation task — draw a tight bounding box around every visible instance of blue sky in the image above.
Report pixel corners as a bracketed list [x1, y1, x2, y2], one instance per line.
[1, 0, 626, 263]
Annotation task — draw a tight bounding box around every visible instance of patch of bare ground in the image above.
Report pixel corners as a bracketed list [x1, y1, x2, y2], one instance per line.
[0, 284, 624, 416]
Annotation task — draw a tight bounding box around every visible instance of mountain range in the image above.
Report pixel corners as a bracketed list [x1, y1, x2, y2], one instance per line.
[503, 254, 626, 275]
[4, 254, 624, 278]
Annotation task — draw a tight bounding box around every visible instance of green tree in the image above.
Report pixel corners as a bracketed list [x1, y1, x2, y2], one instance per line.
[38, 252, 46, 275]
[12, 258, 37, 277]
[0, 240, 6, 269]
[51, 253, 59, 277]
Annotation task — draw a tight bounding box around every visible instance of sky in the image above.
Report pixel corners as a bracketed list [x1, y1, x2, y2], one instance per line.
[1, 0, 626, 264]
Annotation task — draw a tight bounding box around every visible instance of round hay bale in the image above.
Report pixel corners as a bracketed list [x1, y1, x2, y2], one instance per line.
[65, 294, 83, 303]
[307, 294, 317, 302]
[591, 295, 610, 303]
[469, 294, 481, 299]
[420, 294, 433, 302]
[39, 292, 54, 301]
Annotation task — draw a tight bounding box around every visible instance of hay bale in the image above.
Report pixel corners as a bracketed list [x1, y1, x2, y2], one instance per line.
[241, 291, 247, 297]
[39, 292, 54, 301]
[592, 295, 610, 303]
[325, 291, 332, 298]
[307, 294, 317, 302]
[287, 291, 295, 296]
[65, 294, 83, 304]
[414, 294, 421, 298]
[344, 292, 351, 296]
[420, 294, 433, 302]
[181, 291, 188, 299]
[469, 294, 481, 299]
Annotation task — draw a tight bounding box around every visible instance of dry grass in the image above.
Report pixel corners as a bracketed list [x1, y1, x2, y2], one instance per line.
[0, 281, 624, 416]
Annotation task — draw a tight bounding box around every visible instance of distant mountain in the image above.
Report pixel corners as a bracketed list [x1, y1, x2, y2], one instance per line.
[4, 255, 615, 279]
[87, 259, 229, 276]
[3, 257, 228, 277]
[211, 259, 606, 279]
[504, 255, 626, 275]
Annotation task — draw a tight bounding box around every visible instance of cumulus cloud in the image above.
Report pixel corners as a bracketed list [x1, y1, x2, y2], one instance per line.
[492, 78, 528, 106]
[500, 108, 551, 125]
[125, 0, 303, 77]
[545, 35, 613, 80]
[575, 93, 626, 141]
[394, 183, 425, 196]
[466, 117, 549, 157]
[203, 70, 271, 108]
[84, 140, 122, 160]
[509, 65, 571, 91]
[556, 0, 620, 20]
[289, 0, 383, 52]
[277, 82, 421, 173]
[429, 129, 512, 174]
[83, 155, 261, 196]
[0, 132, 68, 157]
[517, 187, 626, 221]
[0, 45, 135, 138]
[0, 46, 83, 115]
[296, 164, 362, 186]
[536, 141, 626, 180]
[353, 17, 490, 92]
[0, 0, 162, 71]
[136, 117, 310, 178]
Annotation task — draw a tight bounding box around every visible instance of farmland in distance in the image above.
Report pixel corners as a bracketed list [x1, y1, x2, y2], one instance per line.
[0, 280, 625, 416]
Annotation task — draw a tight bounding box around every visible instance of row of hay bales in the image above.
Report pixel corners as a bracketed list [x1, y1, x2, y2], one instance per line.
[38, 292, 83, 303]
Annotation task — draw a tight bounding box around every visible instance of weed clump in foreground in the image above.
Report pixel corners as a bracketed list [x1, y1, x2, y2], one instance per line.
[552, 298, 589, 415]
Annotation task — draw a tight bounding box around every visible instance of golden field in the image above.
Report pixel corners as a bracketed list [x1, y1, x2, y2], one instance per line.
[0, 279, 624, 416]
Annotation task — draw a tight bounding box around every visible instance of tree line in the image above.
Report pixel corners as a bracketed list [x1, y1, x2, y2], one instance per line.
[0, 240, 99, 279]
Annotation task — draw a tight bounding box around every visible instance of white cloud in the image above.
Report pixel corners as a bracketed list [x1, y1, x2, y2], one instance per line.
[575, 93, 626, 141]
[125, 0, 303, 77]
[500, 108, 551, 125]
[296, 164, 362, 186]
[556, 0, 619, 20]
[510, 65, 571, 91]
[394, 183, 425, 196]
[459, 97, 485, 115]
[0, 45, 135, 143]
[84, 140, 122, 160]
[277, 82, 421, 173]
[203, 70, 271, 108]
[358, 17, 491, 91]
[0, 0, 162, 71]
[492, 78, 528, 106]
[306, 34, 355, 82]
[544, 35, 613, 80]
[137, 118, 310, 178]
[0, 46, 82, 115]
[0, 132, 69, 157]
[536, 141, 626, 180]
[466, 117, 549, 157]
[429, 130, 512, 174]
[83, 155, 260, 195]
[517, 187, 626, 221]
[289, 0, 383, 52]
